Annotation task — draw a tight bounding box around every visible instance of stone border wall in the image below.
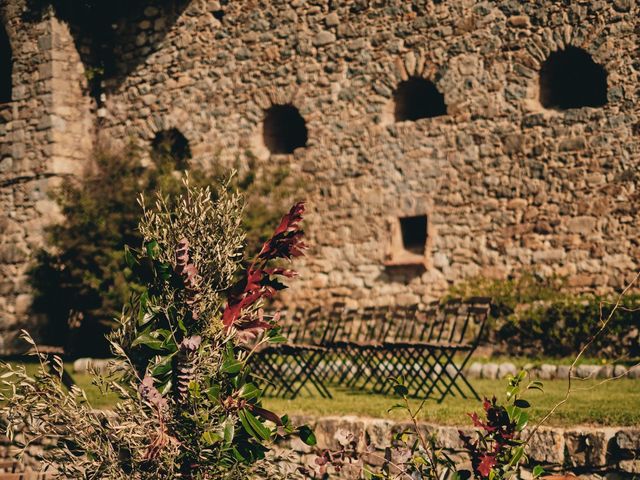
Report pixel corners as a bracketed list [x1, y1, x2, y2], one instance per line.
[275, 415, 640, 478]
[466, 362, 640, 381]
[71, 358, 640, 381]
[1, 414, 638, 478]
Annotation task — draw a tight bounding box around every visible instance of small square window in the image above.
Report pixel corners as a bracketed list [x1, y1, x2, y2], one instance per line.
[385, 214, 429, 267]
[400, 215, 428, 254]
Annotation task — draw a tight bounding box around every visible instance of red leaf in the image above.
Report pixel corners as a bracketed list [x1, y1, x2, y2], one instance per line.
[477, 454, 496, 477]
[251, 405, 283, 426]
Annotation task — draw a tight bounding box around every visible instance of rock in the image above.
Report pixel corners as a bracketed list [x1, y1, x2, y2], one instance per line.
[466, 362, 483, 379]
[325, 12, 339, 27]
[567, 216, 597, 235]
[556, 365, 571, 379]
[596, 365, 613, 379]
[527, 428, 564, 464]
[558, 136, 587, 151]
[619, 460, 640, 474]
[613, 365, 628, 377]
[615, 429, 640, 451]
[564, 430, 611, 468]
[576, 364, 600, 379]
[497, 362, 517, 379]
[481, 363, 499, 379]
[507, 15, 530, 28]
[143, 6, 159, 16]
[313, 31, 336, 46]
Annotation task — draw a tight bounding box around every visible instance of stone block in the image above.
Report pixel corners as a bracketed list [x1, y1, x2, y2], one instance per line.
[497, 362, 517, 379]
[556, 365, 571, 379]
[575, 365, 600, 379]
[564, 430, 611, 468]
[313, 31, 335, 46]
[536, 364, 557, 380]
[567, 216, 597, 235]
[481, 363, 498, 379]
[528, 428, 565, 464]
[466, 362, 483, 379]
[596, 365, 613, 379]
[612, 365, 627, 378]
[615, 429, 640, 452]
[618, 459, 640, 473]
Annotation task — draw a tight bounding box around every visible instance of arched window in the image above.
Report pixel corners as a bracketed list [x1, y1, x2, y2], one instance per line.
[151, 129, 191, 170]
[262, 104, 308, 154]
[394, 77, 446, 122]
[539, 46, 607, 110]
[0, 24, 12, 103]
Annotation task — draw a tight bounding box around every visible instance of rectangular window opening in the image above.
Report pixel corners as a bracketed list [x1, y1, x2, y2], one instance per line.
[400, 215, 428, 255]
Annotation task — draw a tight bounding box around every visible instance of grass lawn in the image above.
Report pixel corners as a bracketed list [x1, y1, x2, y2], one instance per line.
[3, 362, 639, 427]
[0, 362, 119, 409]
[263, 378, 640, 427]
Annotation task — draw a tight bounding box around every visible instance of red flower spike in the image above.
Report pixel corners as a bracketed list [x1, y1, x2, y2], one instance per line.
[257, 202, 307, 261]
[222, 202, 306, 334]
[477, 454, 496, 477]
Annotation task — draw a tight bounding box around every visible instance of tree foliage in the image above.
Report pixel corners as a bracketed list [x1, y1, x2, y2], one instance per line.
[30, 144, 295, 355]
[2, 180, 313, 479]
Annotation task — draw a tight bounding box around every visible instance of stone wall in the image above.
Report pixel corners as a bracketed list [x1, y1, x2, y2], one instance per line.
[80, 0, 640, 309]
[274, 415, 640, 478]
[1, 0, 639, 351]
[3, 415, 639, 478]
[0, 1, 94, 353]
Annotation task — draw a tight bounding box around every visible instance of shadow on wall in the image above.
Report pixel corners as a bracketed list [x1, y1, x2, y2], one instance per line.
[23, 0, 194, 101]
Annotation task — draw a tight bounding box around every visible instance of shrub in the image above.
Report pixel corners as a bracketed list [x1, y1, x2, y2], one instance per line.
[30, 145, 296, 356]
[449, 273, 640, 359]
[2, 180, 313, 479]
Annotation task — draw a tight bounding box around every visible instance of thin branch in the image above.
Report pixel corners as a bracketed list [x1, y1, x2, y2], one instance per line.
[525, 271, 640, 442]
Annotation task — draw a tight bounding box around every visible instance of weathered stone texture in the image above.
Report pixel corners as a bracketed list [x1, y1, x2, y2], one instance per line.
[0, 1, 94, 352]
[269, 417, 639, 477]
[1, 0, 639, 351]
[1, 414, 639, 477]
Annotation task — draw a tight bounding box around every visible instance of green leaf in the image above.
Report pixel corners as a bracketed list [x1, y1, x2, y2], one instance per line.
[528, 381, 544, 392]
[223, 418, 235, 445]
[146, 240, 159, 259]
[188, 380, 201, 399]
[239, 409, 271, 441]
[151, 354, 175, 377]
[532, 465, 545, 478]
[514, 399, 530, 409]
[515, 411, 529, 431]
[206, 385, 221, 402]
[509, 446, 525, 466]
[201, 431, 222, 446]
[387, 403, 406, 413]
[298, 425, 316, 446]
[222, 357, 242, 375]
[123, 245, 138, 268]
[131, 333, 164, 350]
[454, 470, 472, 480]
[238, 383, 261, 401]
[268, 334, 287, 344]
[156, 262, 172, 281]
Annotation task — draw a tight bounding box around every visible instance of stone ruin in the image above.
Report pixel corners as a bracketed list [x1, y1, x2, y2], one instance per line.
[0, 0, 639, 353]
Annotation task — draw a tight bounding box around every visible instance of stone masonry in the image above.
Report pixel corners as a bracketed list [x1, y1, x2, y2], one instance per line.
[0, 0, 639, 352]
[2, 415, 639, 478]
